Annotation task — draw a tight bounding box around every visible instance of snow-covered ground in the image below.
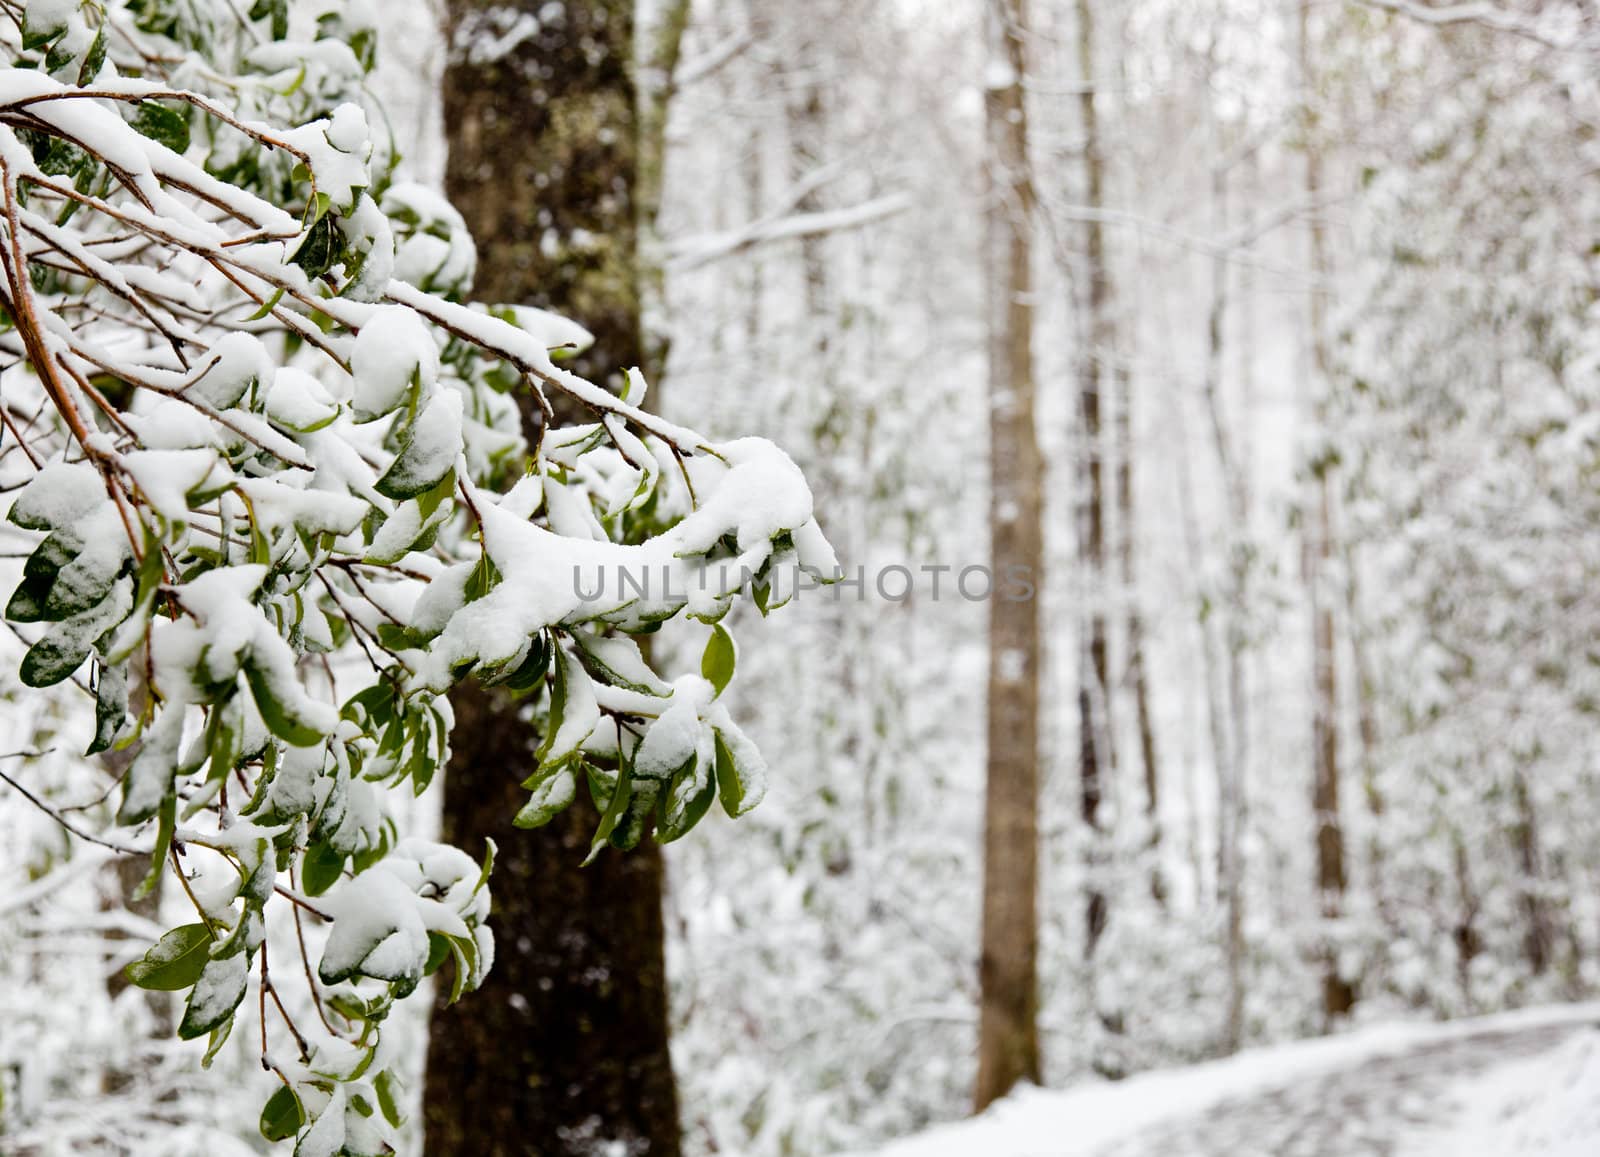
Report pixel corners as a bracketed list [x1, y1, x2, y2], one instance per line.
[843, 1004, 1600, 1157]
[1415, 1023, 1600, 1157]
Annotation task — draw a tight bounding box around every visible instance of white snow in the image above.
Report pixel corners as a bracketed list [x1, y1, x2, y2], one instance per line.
[350, 304, 440, 421]
[1407, 1026, 1600, 1157]
[632, 679, 707, 779]
[122, 447, 221, 521]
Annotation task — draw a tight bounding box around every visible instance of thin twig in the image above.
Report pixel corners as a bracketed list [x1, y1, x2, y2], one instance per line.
[0, 754, 147, 855]
[290, 863, 338, 1037]
[273, 883, 332, 922]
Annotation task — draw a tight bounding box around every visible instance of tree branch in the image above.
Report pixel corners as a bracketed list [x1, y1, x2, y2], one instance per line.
[0, 753, 149, 855]
[1356, 0, 1573, 49]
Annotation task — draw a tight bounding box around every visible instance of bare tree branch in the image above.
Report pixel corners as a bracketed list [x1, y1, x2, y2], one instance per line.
[669, 193, 911, 270]
[1356, 0, 1574, 49]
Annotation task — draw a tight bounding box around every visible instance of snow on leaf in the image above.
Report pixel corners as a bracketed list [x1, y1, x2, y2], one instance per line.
[125, 922, 212, 991]
[633, 681, 707, 781]
[177, 951, 248, 1040]
[710, 706, 768, 817]
[514, 764, 577, 829]
[122, 448, 222, 522]
[318, 867, 429, 991]
[374, 388, 462, 500]
[7, 460, 104, 530]
[350, 304, 439, 421]
[265, 367, 342, 433]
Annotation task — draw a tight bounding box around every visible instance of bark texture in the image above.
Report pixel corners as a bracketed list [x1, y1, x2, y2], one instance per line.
[975, 0, 1044, 1113]
[423, 3, 682, 1153]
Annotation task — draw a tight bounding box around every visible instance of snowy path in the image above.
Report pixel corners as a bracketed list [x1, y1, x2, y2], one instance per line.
[1090, 1019, 1585, 1157]
[851, 1004, 1600, 1157]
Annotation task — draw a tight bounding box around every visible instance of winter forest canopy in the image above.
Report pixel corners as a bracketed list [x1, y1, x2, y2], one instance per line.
[1, 0, 1600, 1154]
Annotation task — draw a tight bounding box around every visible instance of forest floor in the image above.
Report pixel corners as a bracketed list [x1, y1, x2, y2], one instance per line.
[852, 1003, 1600, 1157]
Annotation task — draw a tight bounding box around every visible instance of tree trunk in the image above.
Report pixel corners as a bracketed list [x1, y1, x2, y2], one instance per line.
[1201, 87, 1250, 1056]
[1511, 771, 1551, 976]
[1078, 0, 1159, 911]
[424, 3, 682, 1153]
[1121, 353, 1162, 908]
[975, 0, 1044, 1113]
[1451, 831, 1480, 1011]
[1075, 0, 1115, 960]
[1299, 0, 1355, 1027]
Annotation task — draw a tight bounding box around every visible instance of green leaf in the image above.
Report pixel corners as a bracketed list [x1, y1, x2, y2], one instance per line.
[403, 716, 438, 796]
[301, 839, 345, 897]
[351, 819, 394, 875]
[473, 837, 496, 897]
[700, 623, 736, 697]
[444, 934, 478, 1003]
[349, 27, 377, 72]
[44, 29, 77, 72]
[583, 768, 633, 866]
[47, 556, 123, 621]
[249, 0, 289, 40]
[374, 1069, 403, 1128]
[125, 923, 211, 991]
[714, 728, 765, 818]
[533, 645, 570, 765]
[20, 14, 65, 51]
[5, 535, 70, 623]
[133, 793, 176, 901]
[424, 932, 451, 976]
[342, 681, 398, 730]
[260, 1084, 305, 1142]
[212, 902, 262, 961]
[245, 286, 285, 322]
[86, 659, 127, 755]
[107, 542, 165, 665]
[118, 709, 183, 825]
[514, 764, 576, 829]
[501, 635, 551, 693]
[77, 24, 107, 84]
[243, 657, 326, 746]
[21, 630, 92, 687]
[201, 1016, 234, 1069]
[609, 779, 659, 852]
[291, 212, 340, 280]
[178, 953, 249, 1040]
[476, 635, 542, 689]
[375, 621, 428, 652]
[132, 100, 192, 155]
[572, 632, 661, 696]
[656, 759, 714, 845]
[374, 418, 455, 501]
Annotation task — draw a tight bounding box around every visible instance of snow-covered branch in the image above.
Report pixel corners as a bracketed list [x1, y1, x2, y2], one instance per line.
[669, 193, 912, 270]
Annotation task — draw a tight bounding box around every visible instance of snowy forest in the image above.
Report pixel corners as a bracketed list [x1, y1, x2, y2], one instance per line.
[1, 0, 1599, 1154]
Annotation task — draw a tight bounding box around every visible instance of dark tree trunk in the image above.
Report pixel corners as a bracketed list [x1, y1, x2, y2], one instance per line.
[423, 688, 679, 1156]
[423, 3, 681, 1153]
